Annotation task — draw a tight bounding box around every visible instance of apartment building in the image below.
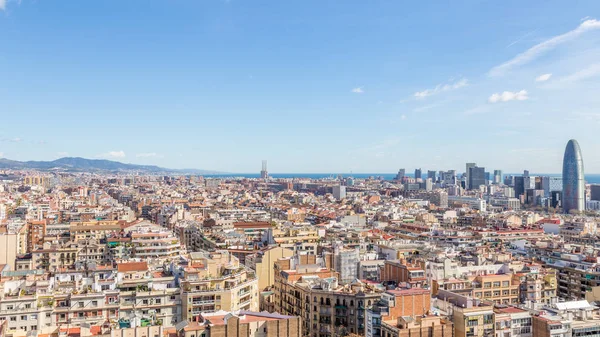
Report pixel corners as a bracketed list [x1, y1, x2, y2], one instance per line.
[380, 315, 453, 337]
[116, 261, 181, 327]
[130, 230, 181, 260]
[245, 246, 294, 291]
[267, 226, 320, 255]
[453, 303, 495, 337]
[471, 274, 520, 305]
[532, 300, 600, 337]
[381, 260, 426, 288]
[516, 267, 557, 306]
[532, 247, 600, 300]
[274, 255, 382, 337]
[31, 244, 78, 272]
[180, 251, 259, 322]
[367, 288, 433, 337]
[69, 221, 122, 242]
[182, 310, 302, 337]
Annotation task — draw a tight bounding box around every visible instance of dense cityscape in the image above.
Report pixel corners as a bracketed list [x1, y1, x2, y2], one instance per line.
[0, 139, 598, 337]
[2, 1, 600, 337]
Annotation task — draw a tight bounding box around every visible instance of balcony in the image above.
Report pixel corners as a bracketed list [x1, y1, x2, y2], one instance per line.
[192, 300, 215, 305]
[239, 299, 253, 308]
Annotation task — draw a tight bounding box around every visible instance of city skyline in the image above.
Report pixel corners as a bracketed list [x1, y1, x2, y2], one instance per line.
[1, 1, 600, 173]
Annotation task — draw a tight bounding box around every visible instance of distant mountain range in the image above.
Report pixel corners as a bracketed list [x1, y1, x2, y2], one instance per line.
[0, 157, 226, 175]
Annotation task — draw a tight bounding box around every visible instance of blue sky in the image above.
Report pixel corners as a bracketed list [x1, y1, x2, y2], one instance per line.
[1, 1, 600, 173]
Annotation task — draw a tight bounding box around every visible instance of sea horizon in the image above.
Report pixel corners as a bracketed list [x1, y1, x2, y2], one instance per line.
[203, 173, 600, 184]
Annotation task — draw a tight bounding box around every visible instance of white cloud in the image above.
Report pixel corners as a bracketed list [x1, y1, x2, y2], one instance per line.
[0, 0, 6, 11]
[535, 73, 552, 82]
[489, 19, 600, 76]
[0, 152, 4, 158]
[557, 63, 600, 83]
[400, 114, 407, 120]
[351, 87, 364, 94]
[136, 152, 163, 158]
[414, 78, 468, 99]
[57, 152, 69, 157]
[488, 90, 529, 103]
[97, 151, 126, 159]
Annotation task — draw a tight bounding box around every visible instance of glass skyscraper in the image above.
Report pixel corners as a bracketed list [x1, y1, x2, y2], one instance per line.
[562, 139, 585, 214]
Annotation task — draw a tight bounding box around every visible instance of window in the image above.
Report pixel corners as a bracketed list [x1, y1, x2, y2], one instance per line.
[10, 317, 16, 321]
[6, 306, 13, 310]
[155, 298, 161, 304]
[78, 302, 84, 308]
[31, 325, 37, 331]
[21, 316, 27, 321]
[143, 300, 149, 305]
[25, 304, 31, 309]
[92, 301, 98, 306]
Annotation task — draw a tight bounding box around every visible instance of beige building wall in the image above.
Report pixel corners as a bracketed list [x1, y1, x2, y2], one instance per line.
[256, 247, 294, 291]
[0, 233, 20, 270]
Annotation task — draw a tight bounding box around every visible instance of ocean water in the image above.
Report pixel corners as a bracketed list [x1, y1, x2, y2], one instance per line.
[205, 173, 600, 184]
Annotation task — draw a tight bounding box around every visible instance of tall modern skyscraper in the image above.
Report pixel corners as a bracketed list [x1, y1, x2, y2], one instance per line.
[493, 170, 502, 184]
[468, 166, 485, 190]
[562, 139, 585, 214]
[465, 163, 476, 189]
[414, 168, 422, 180]
[395, 169, 406, 180]
[260, 160, 269, 179]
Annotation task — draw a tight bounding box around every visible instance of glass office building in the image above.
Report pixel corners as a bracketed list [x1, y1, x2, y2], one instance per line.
[562, 139, 585, 214]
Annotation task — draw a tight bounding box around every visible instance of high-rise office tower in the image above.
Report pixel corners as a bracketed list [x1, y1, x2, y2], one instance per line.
[395, 169, 406, 180]
[465, 163, 476, 189]
[414, 168, 422, 180]
[541, 176, 563, 198]
[424, 178, 433, 191]
[514, 176, 525, 198]
[442, 170, 456, 186]
[260, 160, 269, 179]
[591, 185, 600, 201]
[468, 166, 486, 190]
[493, 170, 502, 184]
[524, 173, 536, 191]
[427, 170, 437, 181]
[562, 139, 585, 214]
